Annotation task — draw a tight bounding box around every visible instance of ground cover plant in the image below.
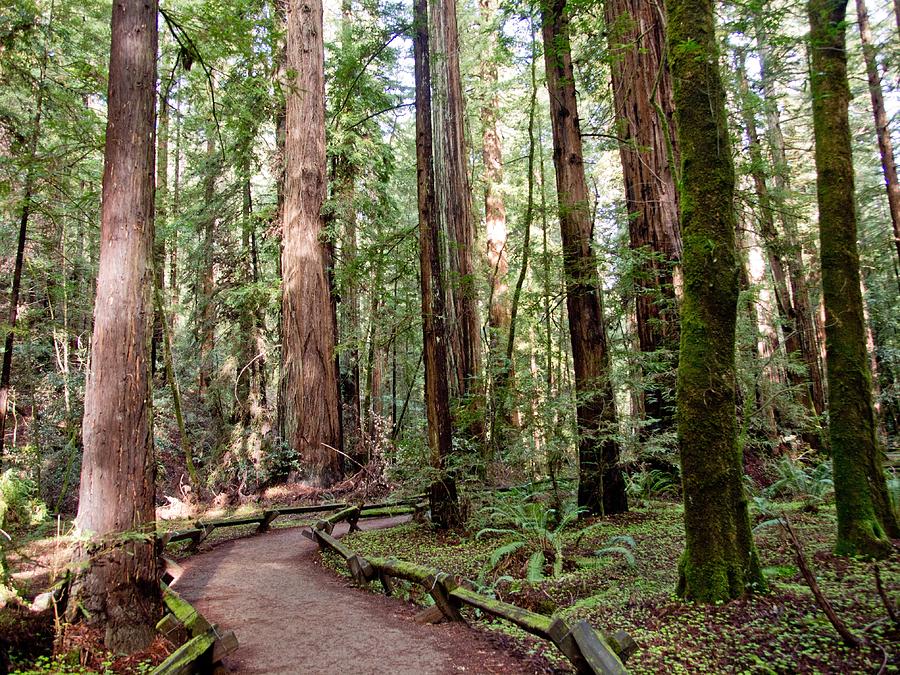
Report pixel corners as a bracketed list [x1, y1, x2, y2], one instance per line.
[341, 487, 899, 673]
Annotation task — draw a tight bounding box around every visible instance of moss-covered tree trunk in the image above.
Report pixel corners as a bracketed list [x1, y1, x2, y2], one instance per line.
[666, 0, 763, 602]
[808, 0, 899, 556]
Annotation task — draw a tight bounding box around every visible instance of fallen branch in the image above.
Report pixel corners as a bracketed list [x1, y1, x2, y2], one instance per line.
[873, 564, 898, 626]
[781, 514, 862, 648]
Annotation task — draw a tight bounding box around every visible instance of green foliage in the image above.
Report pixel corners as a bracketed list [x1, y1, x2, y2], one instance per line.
[475, 491, 582, 581]
[625, 468, 680, 502]
[0, 470, 47, 532]
[765, 456, 833, 507]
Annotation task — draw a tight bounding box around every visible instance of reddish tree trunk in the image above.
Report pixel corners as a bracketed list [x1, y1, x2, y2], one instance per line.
[430, 0, 481, 404]
[541, 0, 627, 515]
[605, 0, 681, 436]
[279, 0, 343, 486]
[68, 0, 161, 651]
[416, 0, 460, 529]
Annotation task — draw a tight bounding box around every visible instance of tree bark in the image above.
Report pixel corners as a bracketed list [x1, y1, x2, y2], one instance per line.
[541, 0, 627, 516]
[415, 0, 460, 529]
[430, 0, 481, 405]
[199, 134, 216, 403]
[605, 0, 681, 437]
[280, 0, 343, 486]
[808, 0, 899, 556]
[68, 0, 161, 650]
[855, 0, 900, 265]
[666, 0, 763, 602]
[152, 81, 168, 378]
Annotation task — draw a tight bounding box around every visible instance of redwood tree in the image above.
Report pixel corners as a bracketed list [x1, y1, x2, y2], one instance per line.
[279, 0, 343, 486]
[605, 0, 681, 436]
[541, 0, 627, 515]
[808, 0, 899, 556]
[68, 0, 162, 650]
[666, 0, 763, 601]
[415, 0, 460, 529]
[430, 0, 481, 405]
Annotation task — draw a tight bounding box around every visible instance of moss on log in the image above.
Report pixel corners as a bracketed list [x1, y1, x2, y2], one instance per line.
[367, 557, 444, 584]
[358, 506, 417, 519]
[151, 631, 215, 675]
[449, 586, 554, 636]
[161, 584, 210, 636]
[313, 528, 355, 560]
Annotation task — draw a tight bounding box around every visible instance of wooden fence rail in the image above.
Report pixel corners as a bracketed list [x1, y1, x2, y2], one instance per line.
[308, 510, 635, 674]
[153, 583, 238, 675]
[159, 495, 426, 551]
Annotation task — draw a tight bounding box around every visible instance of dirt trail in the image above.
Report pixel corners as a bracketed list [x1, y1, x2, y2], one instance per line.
[173, 518, 545, 674]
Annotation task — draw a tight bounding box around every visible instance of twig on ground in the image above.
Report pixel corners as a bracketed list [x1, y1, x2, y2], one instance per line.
[873, 564, 898, 626]
[780, 513, 862, 649]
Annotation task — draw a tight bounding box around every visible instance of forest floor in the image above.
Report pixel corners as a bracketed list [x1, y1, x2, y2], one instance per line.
[337, 499, 899, 673]
[4, 494, 899, 673]
[172, 516, 553, 674]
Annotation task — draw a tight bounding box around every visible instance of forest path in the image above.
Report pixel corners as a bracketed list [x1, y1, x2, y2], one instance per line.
[173, 517, 541, 674]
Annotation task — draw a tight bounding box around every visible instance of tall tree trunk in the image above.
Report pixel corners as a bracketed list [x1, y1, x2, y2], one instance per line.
[152, 82, 169, 378]
[855, 0, 900, 265]
[480, 0, 513, 439]
[605, 0, 681, 437]
[755, 13, 826, 417]
[666, 0, 763, 602]
[430, 0, 481, 406]
[337, 0, 363, 460]
[280, 0, 343, 486]
[170, 89, 180, 319]
[199, 134, 216, 402]
[68, 0, 161, 650]
[808, 0, 899, 556]
[541, 0, 627, 516]
[415, 0, 460, 529]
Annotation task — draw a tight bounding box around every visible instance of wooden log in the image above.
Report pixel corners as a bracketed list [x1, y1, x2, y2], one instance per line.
[256, 510, 278, 533]
[162, 584, 211, 636]
[347, 554, 375, 583]
[609, 630, 637, 662]
[357, 506, 416, 519]
[414, 605, 446, 624]
[322, 505, 360, 527]
[151, 631, 215, 675]
[156, 613, 180, 635]
[272, 502, 346, 516]
[301, 527, 317, 541]
[569, 620, 628, 675]
[312, 528, 355, 560]
[211, 629, 239, 662]
[448, 586, 553, 636]
[198, 515, 265, 529]
[378, 573, 396, 596]
[162, 556, 184, 586]
[314, 519, 335, 535]
[165, 528, 205, 545]
[426, 572, 464, 623]
[367, 557, 443, 584]
[189, 525, 213, 550]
